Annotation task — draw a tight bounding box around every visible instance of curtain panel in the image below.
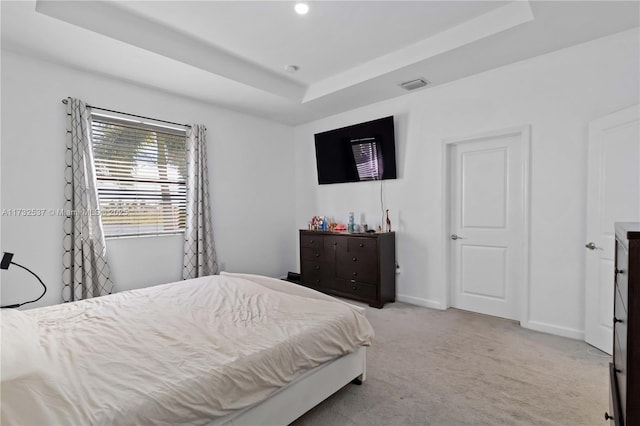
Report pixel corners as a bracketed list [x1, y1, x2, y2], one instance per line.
[183, 124, 218, 279]
[62, 98, 114, 302]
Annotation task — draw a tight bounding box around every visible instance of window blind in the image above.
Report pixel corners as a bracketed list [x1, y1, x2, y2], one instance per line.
[91, 115, 187, 237]
[351, 138, 382, 180]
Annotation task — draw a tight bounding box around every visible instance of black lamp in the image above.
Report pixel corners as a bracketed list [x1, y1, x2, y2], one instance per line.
[1, 252, 47, 309]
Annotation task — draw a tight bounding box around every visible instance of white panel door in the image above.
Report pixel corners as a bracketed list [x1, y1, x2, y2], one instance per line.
[450, 131, 524, 320]
[585, 105, 640, 354]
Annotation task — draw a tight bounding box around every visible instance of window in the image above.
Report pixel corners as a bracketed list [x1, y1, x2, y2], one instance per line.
[91, 114, 187, 237]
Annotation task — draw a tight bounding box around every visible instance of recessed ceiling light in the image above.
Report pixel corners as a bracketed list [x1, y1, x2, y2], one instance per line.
[294, 3, 309, 15]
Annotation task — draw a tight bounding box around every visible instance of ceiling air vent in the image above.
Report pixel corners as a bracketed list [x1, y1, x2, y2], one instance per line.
[399, 78, 429, 91]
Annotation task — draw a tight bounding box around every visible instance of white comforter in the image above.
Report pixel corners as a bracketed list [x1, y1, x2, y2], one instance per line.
[1, 274, 374, 425]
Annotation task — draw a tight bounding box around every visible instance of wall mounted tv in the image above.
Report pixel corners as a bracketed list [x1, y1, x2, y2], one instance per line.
[314, 116, 397, 185]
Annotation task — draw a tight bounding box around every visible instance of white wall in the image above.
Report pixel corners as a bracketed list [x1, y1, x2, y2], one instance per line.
[2, 27, 638, 340]
[1, 49, 296, 308]
[293, 28, 639, 339]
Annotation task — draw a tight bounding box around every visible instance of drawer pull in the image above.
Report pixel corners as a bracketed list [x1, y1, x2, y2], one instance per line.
[359, 243, 364, 248]
[315, 279, 320, 284]
[352, 286, 357, 291]
[352, 272, 358, 276]
[310, 239, 314, 244]
[333, 242, 337, 246]
[315, 253, 320, 258]
[315, 266, 320, 270]
[616, 268, 625, 275]
[605, 412, 614, 421]
[352, 257, 357, 262]
[614, 317, 623, 324]
[350, 279, 356, 283]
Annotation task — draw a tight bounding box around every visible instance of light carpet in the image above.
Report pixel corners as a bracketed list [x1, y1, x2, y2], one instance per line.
[294, 302, 609, 426]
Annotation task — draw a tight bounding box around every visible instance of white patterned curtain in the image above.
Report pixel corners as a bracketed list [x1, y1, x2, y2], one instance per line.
[183, 124, 218, 279]
[62, 98, 114, 302]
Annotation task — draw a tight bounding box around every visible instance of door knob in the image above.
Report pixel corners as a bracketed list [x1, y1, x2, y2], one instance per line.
[451, 234, 464, 240]
[585, 242, 601, 250]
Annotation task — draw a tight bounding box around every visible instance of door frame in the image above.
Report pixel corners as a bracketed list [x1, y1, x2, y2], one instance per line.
[441, 125, 531, 327]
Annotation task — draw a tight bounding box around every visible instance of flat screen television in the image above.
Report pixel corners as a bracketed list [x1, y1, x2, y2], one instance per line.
[314, 116, 397, 185]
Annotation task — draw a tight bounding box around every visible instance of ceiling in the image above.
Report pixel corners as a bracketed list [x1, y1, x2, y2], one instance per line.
[1, 1, 638, 125]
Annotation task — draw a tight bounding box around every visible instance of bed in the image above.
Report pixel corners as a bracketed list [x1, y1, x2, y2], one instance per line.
[0, 272, 374, 425]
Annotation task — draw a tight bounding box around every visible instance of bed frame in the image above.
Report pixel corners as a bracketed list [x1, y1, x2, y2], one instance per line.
[211, 347, 366, 426]
[210, 305, 368, 426]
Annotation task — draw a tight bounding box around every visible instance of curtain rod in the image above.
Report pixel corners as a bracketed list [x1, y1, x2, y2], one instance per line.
[61, 98, 191, 129]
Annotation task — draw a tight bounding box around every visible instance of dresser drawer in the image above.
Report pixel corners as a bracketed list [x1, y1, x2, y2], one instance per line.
[333, 279, 377, 301]
[615, 334, 627, 424]
[301, 247, 330, 261]
[615, 286, 628, 347]
[614, 276, 628, 417]
[301, 262, 333, 288]
[324, 236, 341, 250]
[347, 237, 377, 254]
[301, 260, 335, 280]
[609, 362, 623, 426]
[336, 253, 378, 283]
[616, 242, 629, 312]
[614, 288, 628, 413]
[303, 276, 332, 288]
[301, 234, 323, 249]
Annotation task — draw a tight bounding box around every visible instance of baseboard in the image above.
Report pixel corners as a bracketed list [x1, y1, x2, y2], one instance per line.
[396, 294, 443, 310]
[525, 320, 584, 340]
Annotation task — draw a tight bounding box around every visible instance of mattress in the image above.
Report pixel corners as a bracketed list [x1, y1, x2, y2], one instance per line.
[1, 274, 374, 425]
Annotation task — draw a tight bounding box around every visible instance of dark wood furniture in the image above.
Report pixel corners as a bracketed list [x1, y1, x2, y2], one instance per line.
[299, 230, 396, 308]
[608, 222, 640, 426]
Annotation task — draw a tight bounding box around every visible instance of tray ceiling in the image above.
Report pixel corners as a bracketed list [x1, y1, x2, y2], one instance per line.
[2, 1, 638, 125]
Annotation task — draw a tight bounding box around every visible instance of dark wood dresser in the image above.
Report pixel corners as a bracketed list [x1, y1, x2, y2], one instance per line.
[609, 222, 640, 425]
[299, 230, 396, 308]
